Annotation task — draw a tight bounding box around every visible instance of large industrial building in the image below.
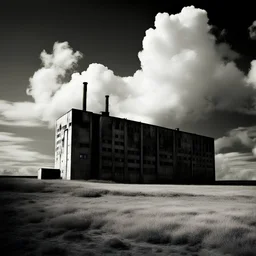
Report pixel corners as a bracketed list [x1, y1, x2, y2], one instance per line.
[54, 83, 215, 184]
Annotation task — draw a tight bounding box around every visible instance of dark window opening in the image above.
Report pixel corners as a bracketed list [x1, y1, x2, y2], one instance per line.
[80, 143, 89, 147]
[79, 153, 87, 159]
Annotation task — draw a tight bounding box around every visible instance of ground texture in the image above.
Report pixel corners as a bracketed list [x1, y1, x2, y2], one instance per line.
[0, 178, 255, 256]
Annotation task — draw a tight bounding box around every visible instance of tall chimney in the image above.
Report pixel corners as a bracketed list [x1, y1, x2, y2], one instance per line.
[105, 95, 109, 116]
[83, 82, 87, 111]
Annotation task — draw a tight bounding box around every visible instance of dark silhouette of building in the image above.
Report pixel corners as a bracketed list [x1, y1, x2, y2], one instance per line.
[55, 82, 215, 184]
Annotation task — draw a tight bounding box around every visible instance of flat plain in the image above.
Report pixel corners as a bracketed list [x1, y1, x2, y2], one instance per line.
[0, 178, 255, 256]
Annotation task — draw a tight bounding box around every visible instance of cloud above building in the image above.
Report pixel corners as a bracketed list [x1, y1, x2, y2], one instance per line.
[1, 6, 256, 129]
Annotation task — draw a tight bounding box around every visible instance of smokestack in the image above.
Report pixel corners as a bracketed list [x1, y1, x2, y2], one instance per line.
[83, 82, 87, 111]
[105, 95, 109, 116]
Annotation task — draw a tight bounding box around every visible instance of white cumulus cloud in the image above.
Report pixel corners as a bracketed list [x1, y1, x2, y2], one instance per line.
[1, 6, 256, 128]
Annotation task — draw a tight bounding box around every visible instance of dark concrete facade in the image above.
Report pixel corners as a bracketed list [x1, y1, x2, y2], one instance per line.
[55, 109, 215, 184]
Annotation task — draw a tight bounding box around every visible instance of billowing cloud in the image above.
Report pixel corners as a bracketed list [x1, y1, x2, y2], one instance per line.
[215, 126, 256, 153]
[1, 6, 256, 128]
[248, 20, 256, 40]
[214, 126, 256, 180]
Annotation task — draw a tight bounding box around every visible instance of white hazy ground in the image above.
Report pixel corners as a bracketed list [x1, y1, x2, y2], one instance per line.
[0, 178, 255, 256]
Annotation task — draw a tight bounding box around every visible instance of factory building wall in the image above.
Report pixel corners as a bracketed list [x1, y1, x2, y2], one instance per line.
[158, 127, 175, 183]
[127, 121, 141, 183]
[71, 110, 93, 180]
[55, 109, 215, 184]
[98, 115, 215, 184]
[54, 110, 72, 180]
[99, 116, 114, 180]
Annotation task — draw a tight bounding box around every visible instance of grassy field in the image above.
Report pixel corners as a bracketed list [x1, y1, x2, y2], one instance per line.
[0, 178, 255, 256]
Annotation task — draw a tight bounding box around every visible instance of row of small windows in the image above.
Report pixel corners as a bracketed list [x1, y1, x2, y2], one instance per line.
[115, 141, 124, 146]
[128, 167, 140, 172]
[101, 138, 212, 152]
[144, 168, 155, 174]
[160, 161, 173, 167]
[115, 121, 124, 130]
[102, 165, 112, 170]
[102, 147, 112, 152]
[102, 139, 112, 144]
[128, 159, 140, 164]
[128, 150, 139, 155]
[177, 156, 213, 162]
[160, 154, 172, 159]
[143, 145, 156, 151]
[102, 156, 112, 161]
[193, 164, 213, 168]
[144, 159, 155, 165]
[115, 134, 124, 139]
[79, 153, 87, 159]
[115, 157, 124, 162]
[115, 149, 124, 154]
[178, 156, 192, 161]
[127, 125, 140, 133]
[80, 143, 89, 148]
[102, 148, 127, 153]
[115, 167, 124, 173]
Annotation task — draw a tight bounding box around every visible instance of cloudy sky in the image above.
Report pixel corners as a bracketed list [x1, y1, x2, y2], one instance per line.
[1, 1, 256, 179]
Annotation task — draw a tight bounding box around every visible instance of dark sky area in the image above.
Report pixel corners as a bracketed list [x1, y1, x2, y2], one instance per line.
[1, 1, 255, 100]
[0, 0, 256, 177]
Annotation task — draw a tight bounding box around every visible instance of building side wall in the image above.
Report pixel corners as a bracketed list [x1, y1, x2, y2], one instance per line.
[55, 111, 72, 180]
[71, 110, 92, 180]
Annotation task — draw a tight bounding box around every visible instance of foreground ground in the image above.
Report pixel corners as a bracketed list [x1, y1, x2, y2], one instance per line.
[0, 178, 255, 256]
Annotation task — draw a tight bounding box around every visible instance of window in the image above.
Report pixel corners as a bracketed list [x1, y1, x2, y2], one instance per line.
[80, 143, 89, 148]
[102, 139, 112, 144]
[79, 153, 87, 159]
[102, 156, 112, 161]
[115, 157, 124, 162]
[115, 141, 124, 146]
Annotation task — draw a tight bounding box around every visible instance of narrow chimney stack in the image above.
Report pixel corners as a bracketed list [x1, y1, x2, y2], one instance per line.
[105, 95, 109, 116]
[83, 82, 87, 111]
